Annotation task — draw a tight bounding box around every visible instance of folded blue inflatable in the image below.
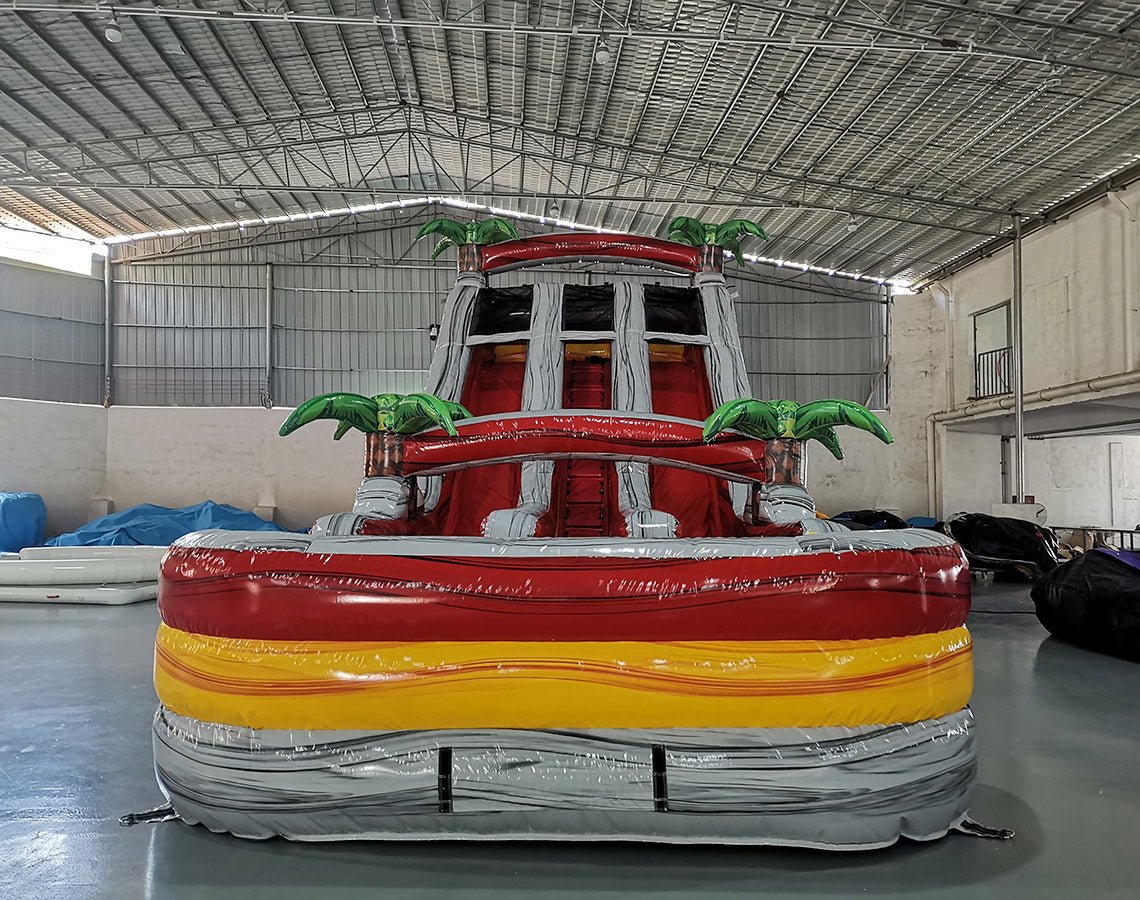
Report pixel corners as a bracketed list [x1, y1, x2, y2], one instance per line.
[0, 492, 47, 552]
[46, 500, 289, 547]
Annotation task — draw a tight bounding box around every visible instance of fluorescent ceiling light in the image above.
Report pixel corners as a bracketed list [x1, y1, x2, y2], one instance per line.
[100, 195, 914, 290]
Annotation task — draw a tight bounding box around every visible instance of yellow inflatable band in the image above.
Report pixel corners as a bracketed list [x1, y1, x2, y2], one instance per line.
[155, 624, 973, 731]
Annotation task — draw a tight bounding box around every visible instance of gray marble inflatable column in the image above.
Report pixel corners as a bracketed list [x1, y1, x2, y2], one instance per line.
[420, 271, 485, 513]
[613, 282, 677, 538]
[697, 271, 753, 518]
[482, 283, 563, 538]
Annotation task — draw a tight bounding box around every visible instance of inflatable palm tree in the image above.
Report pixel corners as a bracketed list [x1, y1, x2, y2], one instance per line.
[667, 217, 768, 270]
[280, 392, 472, 476]
[703, 398, 892, 485]
[415, 217, 521, 271]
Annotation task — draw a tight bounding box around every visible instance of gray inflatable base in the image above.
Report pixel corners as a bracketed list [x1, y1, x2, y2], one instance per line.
[154, 707, 976, 849]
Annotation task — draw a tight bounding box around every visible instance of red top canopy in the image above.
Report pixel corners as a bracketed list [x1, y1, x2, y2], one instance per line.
[480, 233, 701, 273]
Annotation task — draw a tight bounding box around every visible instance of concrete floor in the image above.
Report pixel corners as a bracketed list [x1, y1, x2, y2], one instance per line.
[2, 582, 1139, 899]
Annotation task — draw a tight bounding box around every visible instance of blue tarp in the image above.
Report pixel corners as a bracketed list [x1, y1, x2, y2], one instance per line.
[46, 500, 290, 547]
[0, 492, 47, 552]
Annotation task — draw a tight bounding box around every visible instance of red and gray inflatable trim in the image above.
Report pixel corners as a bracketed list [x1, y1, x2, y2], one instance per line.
[480, 234, 702, 274]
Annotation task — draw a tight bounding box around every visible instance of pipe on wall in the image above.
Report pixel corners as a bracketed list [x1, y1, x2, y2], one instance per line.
[1011, 214, 1025, 501]
[102, 244, 113, 407]
[926, 367, 1140, 517]
[262, 262, 274, 408]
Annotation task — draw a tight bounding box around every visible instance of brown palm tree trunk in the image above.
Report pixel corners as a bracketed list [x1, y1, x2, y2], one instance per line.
[457, 243, 481, 273]
[763, 439, 805, 486]
[698, 244, 724, 273]
[364, 432, 405, 477]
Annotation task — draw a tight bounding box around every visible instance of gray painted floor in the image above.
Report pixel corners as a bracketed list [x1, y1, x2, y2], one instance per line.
[2, 581, 1139, 899]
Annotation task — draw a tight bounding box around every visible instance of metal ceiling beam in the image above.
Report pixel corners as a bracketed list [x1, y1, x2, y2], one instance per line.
[878, 117, 1140, 281]
[772, 5, 1061, 268]
[846, 4, 1134, 211]
[0, 41, 176, 232]
[820, 0, 1139, 278]
[4, 3, 1139, 79]
[733, 1, 1140, 75]
[912, 158, 1140, 289]
[5, 101, 1014, 218]
[911, 0, 1140, 49]
[131, 14, 296, 221]
[0, 171, 994, 233]
[854, 111, 1140, 281]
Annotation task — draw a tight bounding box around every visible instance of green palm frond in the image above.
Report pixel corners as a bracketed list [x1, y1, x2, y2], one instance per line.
[667, 216, 707, 247]
[473, 218, 521, 245]
[388, 393, 473, 436]
[812, 426, 845, 460]
[714, 219, 769, 244]
[702, 399, 783, 442]
[279, 392, 381, 438]
[281, 391, 474, 441]
[792, 400, 893, 446]
[720, 238, 744, 261]
[431, 236, 457, 260]
[414, 218, 469, 246]
[703, 397, 891, 459]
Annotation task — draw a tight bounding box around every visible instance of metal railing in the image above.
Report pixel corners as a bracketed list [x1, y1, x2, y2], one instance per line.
[975, 346, 1011, 398]
[1051, 526, 1140, 552]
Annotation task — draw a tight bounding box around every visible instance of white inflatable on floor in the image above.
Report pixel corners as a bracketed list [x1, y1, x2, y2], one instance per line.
[0, 546, 166, 605]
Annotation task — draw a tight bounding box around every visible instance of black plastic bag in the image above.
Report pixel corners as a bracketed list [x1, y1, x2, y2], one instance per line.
[1031, 549, 1140, 662]
[944, 512, 1061, 579]
[833, 509, 909, 530]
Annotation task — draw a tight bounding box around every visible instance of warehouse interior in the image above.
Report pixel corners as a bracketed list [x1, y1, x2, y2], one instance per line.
[2, 2, 1140, 897]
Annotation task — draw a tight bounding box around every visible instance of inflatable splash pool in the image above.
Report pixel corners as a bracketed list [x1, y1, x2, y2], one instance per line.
[148, 225, 977, 847]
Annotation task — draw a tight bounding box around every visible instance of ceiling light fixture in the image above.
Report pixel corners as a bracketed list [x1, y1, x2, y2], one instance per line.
[547, 200, 560, 218]
[233, 197, 248, 210]
[846, 214, 858, 233]
[104, 18, 123, 44]
[595, 38, 613, 65]
[99, 195, 916, 293]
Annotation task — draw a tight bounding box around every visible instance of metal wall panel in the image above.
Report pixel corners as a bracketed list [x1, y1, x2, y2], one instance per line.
[113, 221, 887, 409]
[272, 259, 447, 406]
[0, 259, 103, 404]
[114, 263, 265, 406]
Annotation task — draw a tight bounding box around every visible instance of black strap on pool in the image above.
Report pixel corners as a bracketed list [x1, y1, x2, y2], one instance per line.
[438, 747, 454, 813]
[119, 804, 178, 827]
[651, 744, 668, 812]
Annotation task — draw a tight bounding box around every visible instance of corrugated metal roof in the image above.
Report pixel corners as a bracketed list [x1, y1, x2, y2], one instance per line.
[1, 0, 1138, 281]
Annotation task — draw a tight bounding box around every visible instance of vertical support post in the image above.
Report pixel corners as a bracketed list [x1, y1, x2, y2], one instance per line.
[262, 261, 274, 408]
[999, 436, 1011, 504]
[102, 244, 114, 407]
[1011, 214, 1026, 501]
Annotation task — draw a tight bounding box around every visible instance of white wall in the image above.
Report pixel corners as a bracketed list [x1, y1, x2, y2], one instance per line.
[0, 397, 107, 534]
[939, 431, 1004, 519]
[1, 400, 368, 535]
[104, 407, 364, 530]
[942, 181, 1139, 404]
[1024, 436, 1140, 527]
[808, 286, 946, 519]
[821, 181, 1140, 524]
